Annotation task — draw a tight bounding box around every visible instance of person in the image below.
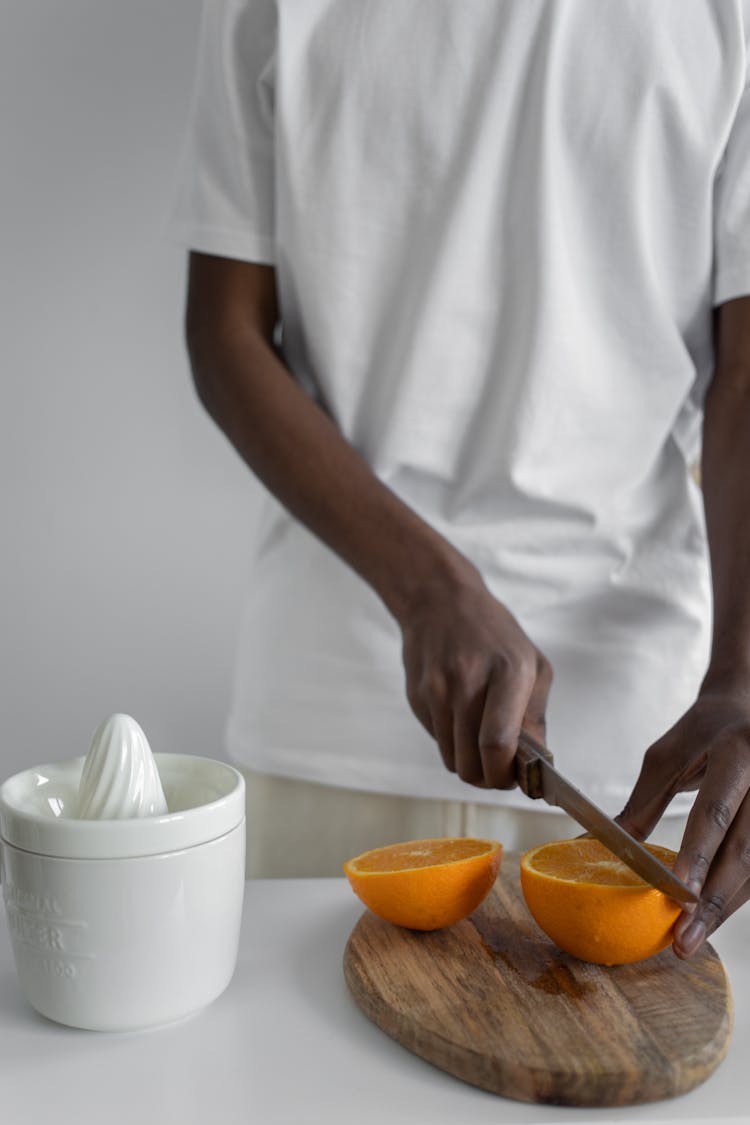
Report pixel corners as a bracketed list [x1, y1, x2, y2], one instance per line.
[168, 0, 750, 957]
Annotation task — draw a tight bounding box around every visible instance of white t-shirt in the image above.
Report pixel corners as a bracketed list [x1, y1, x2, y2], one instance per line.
[169, 0, 750, 812]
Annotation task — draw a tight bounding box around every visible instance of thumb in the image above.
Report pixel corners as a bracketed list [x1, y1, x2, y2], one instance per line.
[615, 736, 680, 842]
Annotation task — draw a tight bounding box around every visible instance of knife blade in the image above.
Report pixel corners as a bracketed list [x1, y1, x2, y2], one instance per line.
[515, 731, 698, 906]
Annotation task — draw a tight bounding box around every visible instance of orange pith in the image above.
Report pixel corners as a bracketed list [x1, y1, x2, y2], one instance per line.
[520, 837, 682, 966]
[344, 837, 502, 931]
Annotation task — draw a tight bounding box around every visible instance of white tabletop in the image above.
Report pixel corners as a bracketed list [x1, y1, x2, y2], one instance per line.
[0, 878, 747, 1125]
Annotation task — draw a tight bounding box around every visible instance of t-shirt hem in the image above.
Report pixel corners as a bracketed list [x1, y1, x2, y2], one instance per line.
[163, 218, 276, 265]
[713, 263, 750, 307]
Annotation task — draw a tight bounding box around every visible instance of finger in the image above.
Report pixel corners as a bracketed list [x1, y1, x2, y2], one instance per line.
[615, 732, 699, 842]
[670, 736, 750, 896]
[453, 685, 489, 787]
[405, 678, 434, 738]
[673, 875, 750, 959]
[412, 664, 459, 774]
[523, 652, 553, 745]
[673, 789, 750, 958]
[477, 658, 536, 789]
[421, 670, 456, 773]
[430, 703, 455, 772]
[674, 873, 750, 960]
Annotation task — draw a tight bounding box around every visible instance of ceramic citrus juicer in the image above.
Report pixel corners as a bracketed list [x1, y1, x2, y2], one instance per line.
[0, 714, 245, 1031]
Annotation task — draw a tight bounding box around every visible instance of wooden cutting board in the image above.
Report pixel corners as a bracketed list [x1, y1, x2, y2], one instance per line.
[343, 851, 733, 1107]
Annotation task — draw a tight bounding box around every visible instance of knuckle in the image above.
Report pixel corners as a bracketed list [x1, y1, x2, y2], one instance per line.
[643, 741, 665, 766]
[449, 675, 481, 708]
[524, 708, 547, 731]
[641, 739, 676, 775]
[424, 669, 449, 704]
[701, 892, 728, 921]
[536, 653, 554, 684]
[687, 851, 712, 881]
[488, 650, 512, 679]
[518, 651, 538, 684]
[448, 650, 484, 683]
[495, 650, 536, 687]
[705, 799, 734, 833]
[478, 731, 515, 758]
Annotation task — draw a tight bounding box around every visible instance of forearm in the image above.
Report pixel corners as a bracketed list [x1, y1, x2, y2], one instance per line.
[187, 291, 473, 624]
[701, 296, 750, 689]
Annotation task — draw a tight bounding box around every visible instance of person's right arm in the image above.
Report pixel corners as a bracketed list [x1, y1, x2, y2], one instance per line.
[185, 251, 552, 787]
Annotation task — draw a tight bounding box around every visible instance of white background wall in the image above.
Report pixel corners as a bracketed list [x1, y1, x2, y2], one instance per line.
[1, 0, 263, 778]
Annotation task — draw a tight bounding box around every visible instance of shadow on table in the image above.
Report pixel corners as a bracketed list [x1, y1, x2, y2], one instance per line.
[287, 898, 435, 1061]
[0, 967, 56, 1031]
[289, 900, 370, 1026]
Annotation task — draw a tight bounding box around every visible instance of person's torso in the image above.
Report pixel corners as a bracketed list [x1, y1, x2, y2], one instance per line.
[268, 1, 744, 565]
[231, 1, 746, 800]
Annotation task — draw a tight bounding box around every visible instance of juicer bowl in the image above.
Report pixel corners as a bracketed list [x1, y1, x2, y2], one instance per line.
[0, 754, 245, 1031]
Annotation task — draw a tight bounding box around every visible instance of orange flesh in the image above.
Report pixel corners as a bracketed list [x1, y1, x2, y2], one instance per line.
[525, 837, 677, 887]
[349, 837, 496, 873]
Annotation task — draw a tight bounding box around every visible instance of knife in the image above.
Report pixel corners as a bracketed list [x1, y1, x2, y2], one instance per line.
[515, 731, 698, 906]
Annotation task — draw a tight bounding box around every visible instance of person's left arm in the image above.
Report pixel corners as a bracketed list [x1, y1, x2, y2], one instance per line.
[617, 294, 750, 958]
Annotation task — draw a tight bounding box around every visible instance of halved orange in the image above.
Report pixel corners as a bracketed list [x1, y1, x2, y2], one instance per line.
[520, 837, 682, 965]
[344, 837, 502, 931]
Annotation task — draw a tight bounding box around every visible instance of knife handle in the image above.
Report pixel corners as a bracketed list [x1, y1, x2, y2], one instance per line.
[515, 731, 554, 800]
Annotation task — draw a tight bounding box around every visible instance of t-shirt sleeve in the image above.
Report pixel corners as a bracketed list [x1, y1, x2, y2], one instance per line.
[166, 0, 277, 265]
[714, 56, 750, 306]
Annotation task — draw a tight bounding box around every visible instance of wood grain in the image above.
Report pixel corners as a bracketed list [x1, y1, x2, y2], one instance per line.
[343, 851, 733, 1107]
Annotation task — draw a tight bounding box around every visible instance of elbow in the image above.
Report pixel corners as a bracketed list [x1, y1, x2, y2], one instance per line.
[183, 253, 279, 415]
[184, 303, 221, 416]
